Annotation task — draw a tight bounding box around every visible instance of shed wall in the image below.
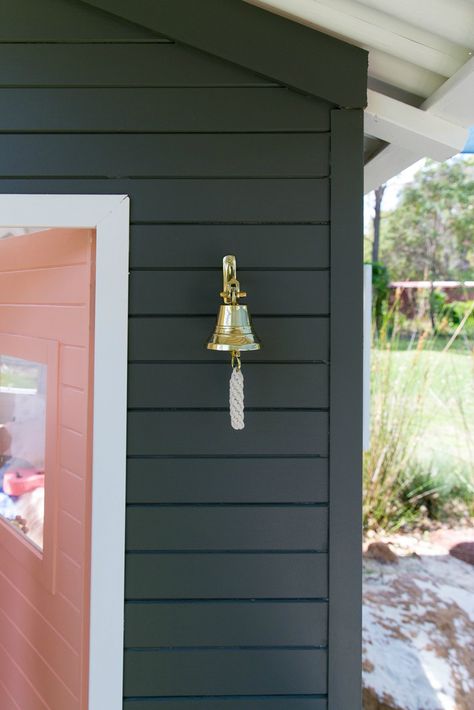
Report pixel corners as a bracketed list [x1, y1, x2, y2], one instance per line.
[0, 3, 363, 708]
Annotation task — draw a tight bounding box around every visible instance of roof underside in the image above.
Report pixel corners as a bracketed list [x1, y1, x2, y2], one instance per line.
[246, 0, 474, 191]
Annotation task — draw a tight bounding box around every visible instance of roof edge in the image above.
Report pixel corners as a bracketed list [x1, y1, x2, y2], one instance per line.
[78, 0, 368, 108]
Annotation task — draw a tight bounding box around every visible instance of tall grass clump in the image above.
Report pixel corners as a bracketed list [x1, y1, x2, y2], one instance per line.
[364, 294, 474, 532]
[363, 297, 432, 531]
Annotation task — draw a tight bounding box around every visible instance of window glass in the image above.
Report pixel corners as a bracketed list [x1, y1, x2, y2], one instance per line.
[0, 356, 46, 550]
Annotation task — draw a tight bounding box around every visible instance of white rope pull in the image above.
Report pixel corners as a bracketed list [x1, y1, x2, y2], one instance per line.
[229, 366, 245, 430]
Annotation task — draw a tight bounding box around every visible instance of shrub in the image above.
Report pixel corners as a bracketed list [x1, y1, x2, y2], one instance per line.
[429, 289, 447, 332]
[442, 300, 474, 330]
[405, 468, 474, 522]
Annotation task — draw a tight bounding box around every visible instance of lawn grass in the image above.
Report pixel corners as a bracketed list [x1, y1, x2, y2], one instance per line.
[373, 342, 474, 489]
[389, 331, 474, 354]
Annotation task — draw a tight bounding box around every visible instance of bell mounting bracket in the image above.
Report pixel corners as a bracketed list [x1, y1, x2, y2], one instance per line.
[220, 255, 247, 305]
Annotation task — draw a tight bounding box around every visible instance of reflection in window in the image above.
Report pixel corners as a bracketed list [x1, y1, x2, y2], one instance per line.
[0, 356, 46, 550]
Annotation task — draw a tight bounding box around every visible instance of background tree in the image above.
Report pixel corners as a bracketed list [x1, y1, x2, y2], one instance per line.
[372, 183, 386, 263]
[383, 158, 474, 283]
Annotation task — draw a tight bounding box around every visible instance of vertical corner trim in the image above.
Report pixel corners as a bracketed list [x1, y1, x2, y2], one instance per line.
[328, 108, 364, 709]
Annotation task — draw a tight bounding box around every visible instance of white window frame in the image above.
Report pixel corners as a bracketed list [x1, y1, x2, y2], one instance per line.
[0, 194, 130, 710]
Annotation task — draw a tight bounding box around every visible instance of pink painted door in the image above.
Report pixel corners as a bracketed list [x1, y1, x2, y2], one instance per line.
[0, 228, 96, 709]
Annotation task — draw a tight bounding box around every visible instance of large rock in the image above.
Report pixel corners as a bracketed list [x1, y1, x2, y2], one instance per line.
[363, 687, 403, 710]
[365, 541, 398, 564]
[363, 540, 474, 710]
[450, 542, 474, 566]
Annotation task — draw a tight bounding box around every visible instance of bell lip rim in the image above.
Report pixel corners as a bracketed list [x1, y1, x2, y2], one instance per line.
[210, 328, 258, 335]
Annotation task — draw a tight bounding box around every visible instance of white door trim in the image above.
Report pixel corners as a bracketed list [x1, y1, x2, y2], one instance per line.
[0, 194, 130, 710]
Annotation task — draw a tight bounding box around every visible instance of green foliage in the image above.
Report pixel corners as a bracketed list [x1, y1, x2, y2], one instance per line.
[442, 300, 474, 329]
[370, 261, 390, 333]
[382, 157, 474, 281]
[405, 468, 474, 522]
[429, 289, 447, 322]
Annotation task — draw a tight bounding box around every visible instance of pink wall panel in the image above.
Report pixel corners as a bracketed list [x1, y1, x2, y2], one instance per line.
[0, 544, 82, 649]
[0, 642, 50, 710]
[0, 264, 90, 305]
[0, 609, 78, 709]
[61, 385, 87, 435]
[0, 228, 96, 709]
[60, 426, 88, 476]
[0, 305, 89, 345]
[0, 570, 79, 688]
[56, 551, 83, 611]
[0, 229, 92, 272]
[61, 346, 88, 389]
[58, 510, 83, 564]
[58, 468, 85, 521]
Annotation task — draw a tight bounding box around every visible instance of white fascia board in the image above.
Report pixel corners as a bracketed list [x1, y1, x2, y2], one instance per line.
[364, 56, 474, 192]
[365, 89, 468, 160]
[423, 55, 474, 127]
[368, 49, 445, 99]
[360, 0, 474, 49]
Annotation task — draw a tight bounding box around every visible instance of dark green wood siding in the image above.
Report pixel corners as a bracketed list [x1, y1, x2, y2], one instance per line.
[0, 0, 157, 40]
[81, 0, 367, 107]
[0, 3, 364, 708]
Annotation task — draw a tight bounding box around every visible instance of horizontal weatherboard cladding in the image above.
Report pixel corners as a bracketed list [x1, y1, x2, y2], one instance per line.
[0, 179, 329, 223]
[128, 317, 329, 362]
[123, 700, 327, 710]
[0, 134, 329, 177]
[123, 649, 327, 696]
[0, 88, 331, 132]
[126, 459, 328, 504]
[129, 225, 329, 269]
[125, 506, 328, 552]
[0, 42, 278, 86]
[125, 553, 328, 599]
[124, 601, 328, 648]
[129, 271, 329, 316]
[127, 364, 329, 409]
[127, 411, 329, 456]
[0, 0, 157, 40]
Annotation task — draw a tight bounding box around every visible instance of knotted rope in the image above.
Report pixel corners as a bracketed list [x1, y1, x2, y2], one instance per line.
[229, 366, 245, 430]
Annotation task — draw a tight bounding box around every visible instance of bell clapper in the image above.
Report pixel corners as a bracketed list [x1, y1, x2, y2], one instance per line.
[231, 349, 241, 370]
[229, 350, 245, 430]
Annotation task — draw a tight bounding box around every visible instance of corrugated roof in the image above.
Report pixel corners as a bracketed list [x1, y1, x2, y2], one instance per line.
[246, 0, 474, 191]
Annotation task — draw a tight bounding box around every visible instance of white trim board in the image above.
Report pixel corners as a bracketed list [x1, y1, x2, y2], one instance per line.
[0, 194, 130, 710]
[364, 57, 474, 193]
[365, 89, 468, 160]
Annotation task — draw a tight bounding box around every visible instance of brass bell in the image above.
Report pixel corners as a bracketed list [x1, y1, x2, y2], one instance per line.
[207, 255, 261, 354]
